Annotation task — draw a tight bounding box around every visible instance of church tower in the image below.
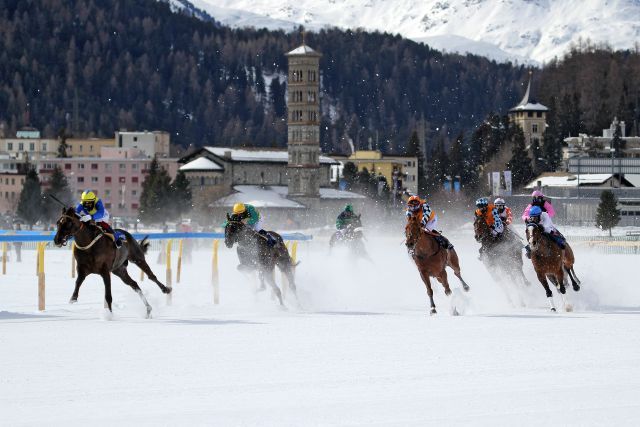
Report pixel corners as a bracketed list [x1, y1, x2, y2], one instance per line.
[508, 71, 549, 148]
[286, 39, 321, 199]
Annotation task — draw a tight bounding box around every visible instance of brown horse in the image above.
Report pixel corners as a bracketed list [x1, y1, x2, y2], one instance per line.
[224, 214, 298, 306]
[405, 215, 470, 315]
[525, 222, 581, 312]
[473, 215, 531, 288]
[53, 207, 170, 318]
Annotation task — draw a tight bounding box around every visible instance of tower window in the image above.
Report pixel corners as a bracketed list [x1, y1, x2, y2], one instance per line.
[527, 112, 533, 117]
[532, 124, 538, 134]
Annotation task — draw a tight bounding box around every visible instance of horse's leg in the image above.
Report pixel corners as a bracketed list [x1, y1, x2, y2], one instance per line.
[263, 268, 284, 306]
[565, 265, 580, 291]
[446, 249, 469, 292]
[113, 267, 152, 318]
[131, 259, 170, 294]
[100, 269, 113, 313]
[418, 268, 437, 315]
[535, 271, 556, 312]
[70, 268, 88, 303]
[570, 267, 582, 285]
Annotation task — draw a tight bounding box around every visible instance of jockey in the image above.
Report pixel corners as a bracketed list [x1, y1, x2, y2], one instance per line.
[75, 190, 121, 248]
[494, 197, 513, 226]
[336, 204, 358, 234]
[522, 190, 555, 222]
[525, 205, 566, 258]
[232, 202, 276, 246]
[474, 197, 504, 238]
[405, 195, 453, 249]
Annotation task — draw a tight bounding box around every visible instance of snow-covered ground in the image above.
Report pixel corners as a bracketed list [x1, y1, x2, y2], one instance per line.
[1, 229, 639, 425]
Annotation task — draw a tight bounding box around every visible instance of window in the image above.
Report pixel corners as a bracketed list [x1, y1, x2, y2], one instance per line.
[119, 164, 126, 170]
[91, 177, 98, 183]
[105, 176, 111, 183]
[527, 111, 533, 117]
[18, 143, 24, 151]
[7, 143, 12, 150]
[65, 163, 71, 170]
[133, 136, 138, 142]
[78, 164, 85, 169]
[105, 164, 112, 172]
[132, 163, 138, 170]
[77, 177, 84, 183]
[537, 112, 542, 117]
[79, 145, 83, 152]
[532, 124, 539, 134]
[131, 203, 139, 210]
[11, 178, 15, 185]
[91, 164, 98, 170]
[42, 143, 47, 151]
[132, 190, 137, 196]
[105, 203, 112, 209]
[119, 177, 126, 183]
[132, 176, 139, 183]
[29, 143, 35, 151]
[90, 145, 94, 152]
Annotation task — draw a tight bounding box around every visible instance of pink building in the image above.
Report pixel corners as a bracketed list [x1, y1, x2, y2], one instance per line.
[39, 147, 178, 218]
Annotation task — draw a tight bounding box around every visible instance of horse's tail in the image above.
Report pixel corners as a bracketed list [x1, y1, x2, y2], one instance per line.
[119, 230, 149, 261]
[139, 236, 150, 255]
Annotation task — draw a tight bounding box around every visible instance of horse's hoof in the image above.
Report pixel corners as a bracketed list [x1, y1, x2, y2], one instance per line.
[163, 287, 172, 294]
[550, 307, 557, 312]
[445, 289, 452, 296]
[430, 308, 437, 315]
[565, 304, 573, 313]
[146, 309, 152, 319]
[573, 284, 580, 292]
[69, 298, 77, 304]
[463, 285, 470, 292]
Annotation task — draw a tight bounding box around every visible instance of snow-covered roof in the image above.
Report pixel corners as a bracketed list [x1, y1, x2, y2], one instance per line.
[211, 185, 365, 209]
[179, 157, 224, 172]
[510, 76, 548, 112]
[286, 44, 321, 56]
[212, 185, 305, 209]
[203, 147, 337, 164]
[525, 174, 612, 188]
[622, 174, 640, 188]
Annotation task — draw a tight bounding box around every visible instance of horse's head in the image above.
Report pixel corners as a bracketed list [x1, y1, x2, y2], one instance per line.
[224, 213, 246, 248]
[53, 207, 81, 247]
[526, 222, 542, 250]
[405, 214, 422, 248]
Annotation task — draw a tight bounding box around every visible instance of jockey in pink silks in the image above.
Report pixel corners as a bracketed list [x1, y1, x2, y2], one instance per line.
[522, 190, 556, 222]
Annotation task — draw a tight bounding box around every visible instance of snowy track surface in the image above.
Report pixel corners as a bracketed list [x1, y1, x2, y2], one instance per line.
[1, 234, 639, 426]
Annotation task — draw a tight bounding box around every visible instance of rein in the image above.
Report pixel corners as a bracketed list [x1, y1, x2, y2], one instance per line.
[60, 215, 104, 251]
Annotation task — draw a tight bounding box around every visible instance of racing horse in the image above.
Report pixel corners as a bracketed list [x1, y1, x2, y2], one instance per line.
[224, 214, 298, 305]
[474, 215, 531, 288]
[526, 222, 581, 312]
[53, 207, 170, 318]
[328, 215, 371, 261]
[405, 214, 470, 315]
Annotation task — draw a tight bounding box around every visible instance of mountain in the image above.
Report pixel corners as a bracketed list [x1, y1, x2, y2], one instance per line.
[184, 0, 640, 64]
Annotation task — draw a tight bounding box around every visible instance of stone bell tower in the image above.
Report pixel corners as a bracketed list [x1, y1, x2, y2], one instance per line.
[286, 38, 321, 199]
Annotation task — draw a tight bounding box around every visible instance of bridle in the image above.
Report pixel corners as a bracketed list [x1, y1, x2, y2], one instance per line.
[57, 214, 104, 250]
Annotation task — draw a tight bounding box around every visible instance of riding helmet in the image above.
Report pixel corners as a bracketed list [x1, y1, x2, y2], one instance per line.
[529, 206, 543, 217]
[494, 197, 505, 206]
[475, 197, 489, 208]
[345, 204, 353, 212]
[407, 195, 422, 212]
[233, 203, 246, 215]
[81, 190, 97, 203]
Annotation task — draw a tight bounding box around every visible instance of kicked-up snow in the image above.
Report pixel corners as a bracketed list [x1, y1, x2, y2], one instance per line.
[1, 228, 639, 425]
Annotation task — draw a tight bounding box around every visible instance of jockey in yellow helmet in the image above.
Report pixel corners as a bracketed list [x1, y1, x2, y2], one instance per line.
[231, 202, 275, 246]
[75, 190, 121, 247]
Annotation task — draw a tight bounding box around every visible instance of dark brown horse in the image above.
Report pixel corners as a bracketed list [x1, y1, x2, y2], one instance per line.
[405, 215, 470, 315]
[224, 214, 298, 306]
[526, 222, 581, 312]
[474, 215, 531, 288]
[53, 207, 170, 318]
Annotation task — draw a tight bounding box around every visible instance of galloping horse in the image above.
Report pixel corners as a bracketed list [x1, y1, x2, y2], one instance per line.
[329, 215, 371, 261]
[53, 207, 170, 318]
[405, 215, 470, 315]
[526, 222, 581, 312]
[474, 216, 531, 287]
[224, 214, 298, 306]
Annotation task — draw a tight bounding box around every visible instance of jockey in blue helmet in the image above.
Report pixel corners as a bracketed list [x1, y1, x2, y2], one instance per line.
[525, 205, 566, 258]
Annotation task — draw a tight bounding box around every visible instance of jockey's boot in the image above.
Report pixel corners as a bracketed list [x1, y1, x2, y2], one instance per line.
[525, 244, 531, 259]
[259, 229, 277, 247]
[114, 237, 122, 249]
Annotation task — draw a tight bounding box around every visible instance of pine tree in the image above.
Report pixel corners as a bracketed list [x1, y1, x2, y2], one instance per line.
[139, 157, 173, 224]
[43, 166, 73, 222]
[595, 190, 621, 236]
[507, 127, 534, 188]
[611, 122, 624, 157]
[16, 167, 43, 229]
[57, 127, 70, 158]
[406, 130, 427, 194]
[425, 137, 449, 192]
[342, 161, 358, 190]
[449, 133, 465, 186]
[169, 170, 193, 220]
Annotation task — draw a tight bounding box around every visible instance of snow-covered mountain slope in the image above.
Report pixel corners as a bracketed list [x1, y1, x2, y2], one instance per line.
[182, 0, 640, 64]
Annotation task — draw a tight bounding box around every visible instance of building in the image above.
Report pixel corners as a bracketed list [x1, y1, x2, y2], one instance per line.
[116, 131, 170, 158]
[508, 73, 548, 148]
[0, 128, 59, 160]
[330, 150, 418, 195]
[65, 137, 116, 157]
[0, 172, 26, 215]
[286, 42, 322, 200]
[38, 147, 178, 218]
